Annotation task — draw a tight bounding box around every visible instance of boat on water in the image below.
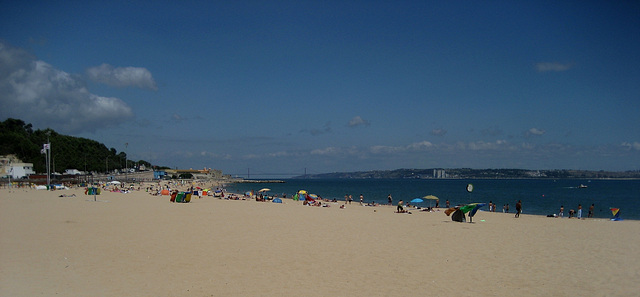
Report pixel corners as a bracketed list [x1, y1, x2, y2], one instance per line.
[578, 184, 588, 188]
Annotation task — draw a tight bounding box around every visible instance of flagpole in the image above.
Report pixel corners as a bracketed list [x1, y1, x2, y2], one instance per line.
[46, 132, 51, 189]
[7, 160, 11, 193]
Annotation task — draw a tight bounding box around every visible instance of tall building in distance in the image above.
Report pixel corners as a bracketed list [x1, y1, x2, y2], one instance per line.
[433, 169, 446, 179]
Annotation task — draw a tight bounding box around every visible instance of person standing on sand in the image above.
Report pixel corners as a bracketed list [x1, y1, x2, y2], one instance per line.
[588, 204, 594, 218]
[577, 204, 582, 219]
[387, 194, 393, 205]
[559, 205, 564, 218]
[515, 200, 522, 218]
[359, 194, 364, 206]
[446, 199, 450, 208]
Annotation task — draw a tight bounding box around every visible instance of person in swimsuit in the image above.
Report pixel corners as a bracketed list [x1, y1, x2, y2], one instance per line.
[397, 200, 404, 213]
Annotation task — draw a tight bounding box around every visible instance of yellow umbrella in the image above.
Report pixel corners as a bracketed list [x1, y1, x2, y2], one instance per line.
[423, 195, 439, 200]
[298, 190, 307, 195]
[258, 188, 271, 192]
[423, 195, 439, 207]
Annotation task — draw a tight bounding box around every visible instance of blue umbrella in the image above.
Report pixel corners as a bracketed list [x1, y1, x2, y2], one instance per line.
[272, 198, 282, 203]
[410, 198, 424, 204]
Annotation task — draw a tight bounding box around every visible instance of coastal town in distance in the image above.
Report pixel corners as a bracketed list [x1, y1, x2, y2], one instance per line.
[297, 168, 640, 180]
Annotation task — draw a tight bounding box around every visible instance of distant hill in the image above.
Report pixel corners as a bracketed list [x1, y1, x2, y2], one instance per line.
[294, 168, 640, 179]
[0, 118, 153, 174]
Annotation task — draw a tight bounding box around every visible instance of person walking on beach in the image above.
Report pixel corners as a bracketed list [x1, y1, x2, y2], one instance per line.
[348, 194, 353, 204]
[515, 200, 522, 218]
[559, 205, 564, 218]
[387, 194, 393, 205]
[588, 204, 594, 218]
[359, 194, 364, 206]
[577, 204, 582, 219]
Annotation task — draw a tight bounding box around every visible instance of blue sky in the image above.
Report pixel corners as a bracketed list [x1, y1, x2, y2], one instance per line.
[1, 1, 639, 177]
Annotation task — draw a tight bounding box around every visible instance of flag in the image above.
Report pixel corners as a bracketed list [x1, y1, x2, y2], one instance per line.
[43, 143, 50, 150]
[41, 149, 46, 154]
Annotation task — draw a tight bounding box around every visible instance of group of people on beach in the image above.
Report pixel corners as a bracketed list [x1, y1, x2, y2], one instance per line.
[557, 203, 595, 219]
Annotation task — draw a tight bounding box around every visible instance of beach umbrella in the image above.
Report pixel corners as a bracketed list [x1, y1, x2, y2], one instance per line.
[610, 208, 622, 221]
[109, 181, 121, 185]
[422, 195, 439, 207]
[273, 198, 282, 203]
[459, 203, 486, 222]
[258, 188, 271, 192]
[298, 190, 307, 195]
[410, 198, 424, 204]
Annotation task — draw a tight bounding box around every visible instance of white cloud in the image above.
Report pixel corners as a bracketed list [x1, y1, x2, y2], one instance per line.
[348, 116, 370, 127]
[535, 62, 572, 72]
[172, 113, 184, 121]
[268, 151, 290, 157]
[311, 147, 341, 155]
[370, 141, 434, 154]
[430, 129, 447, 136]
[526, 128, 546, 137]
[468, 140, 509, 150]
[0, 42, 133, 133]
[86, 63, 157, 90]
[407, 141, 434, 150]
[370, 145, 403, 154]
[622, 142, 640, 151]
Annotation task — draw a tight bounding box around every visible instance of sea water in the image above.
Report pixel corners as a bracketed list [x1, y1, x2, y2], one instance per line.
[227, 179, 640, 220]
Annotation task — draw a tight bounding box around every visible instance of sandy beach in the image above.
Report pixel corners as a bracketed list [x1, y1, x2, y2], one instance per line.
[1, 185, 638, 296]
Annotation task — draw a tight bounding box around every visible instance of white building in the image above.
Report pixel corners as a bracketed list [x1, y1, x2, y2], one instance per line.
[0, 155, 36, 179]
[64, 169, 83, 175]
[433, 169, 447, 179]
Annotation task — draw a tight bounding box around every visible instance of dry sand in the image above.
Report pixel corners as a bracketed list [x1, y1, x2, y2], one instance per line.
[1, 185, 638, 296]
